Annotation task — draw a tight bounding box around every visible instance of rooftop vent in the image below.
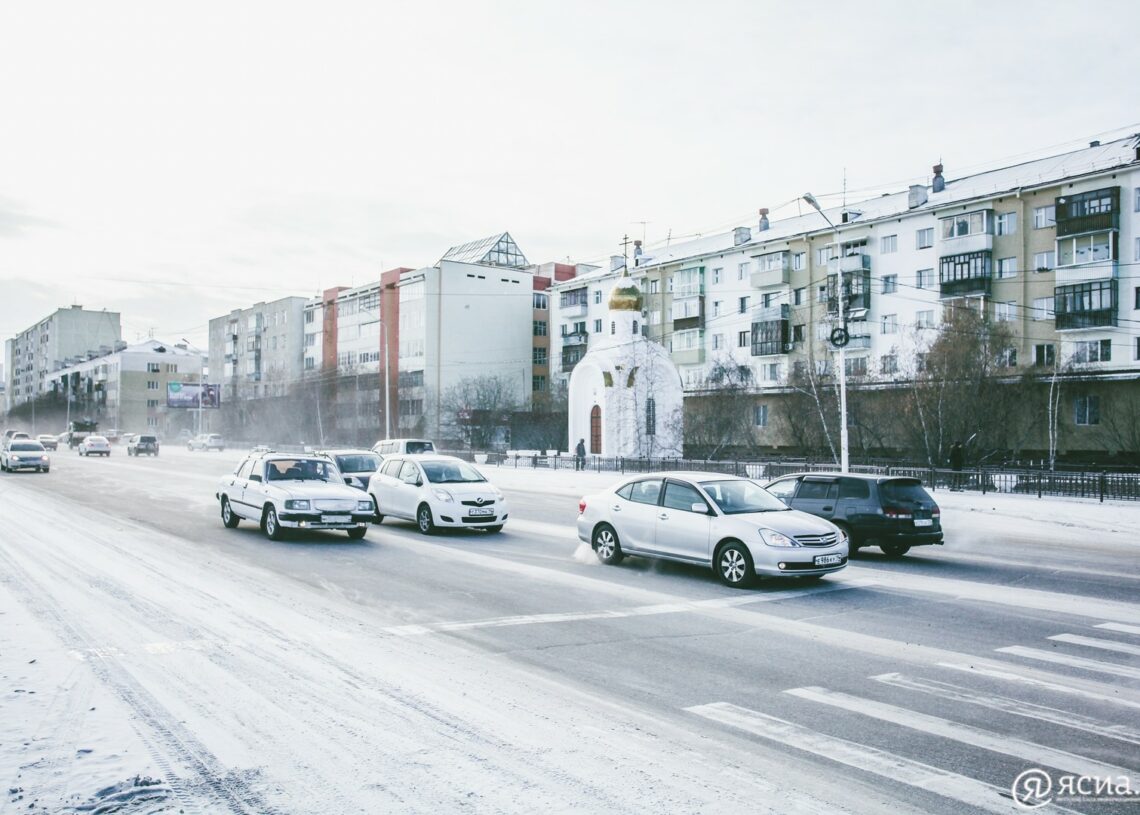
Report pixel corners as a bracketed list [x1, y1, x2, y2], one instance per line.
[634, 240, 643, 257]
[733, 226, 752, 246]
[908, 184, 928, 209]
[1089, 140, 1100, 147]
[932, 163, 945, 193]
[610, 255, 624, 272]
[758, 208, 770, 231]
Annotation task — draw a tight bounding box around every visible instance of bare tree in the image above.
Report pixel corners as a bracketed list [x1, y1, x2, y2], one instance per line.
[440, 375, 520, 451]
[683, 358, 755, 459]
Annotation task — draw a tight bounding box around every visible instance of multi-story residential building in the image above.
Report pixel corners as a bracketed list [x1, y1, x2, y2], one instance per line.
[208, 296, 307, 401]
[3, 305, 121, 413]
[549, 134, 1140, 459]
[529, 261, 592, 399]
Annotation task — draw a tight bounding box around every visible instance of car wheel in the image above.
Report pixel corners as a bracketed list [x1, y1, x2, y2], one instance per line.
[881, 543, 911, 559]
[221, 497, 240, 529]
[346, 526, 367, 540]
[716, 541, 755, 588]
[369, 495, 384, 524]
[592, 523, 624, 565]
[485, 524, 503, 533]
[264, 506, 285, 541]
[416, 503, 436, 535]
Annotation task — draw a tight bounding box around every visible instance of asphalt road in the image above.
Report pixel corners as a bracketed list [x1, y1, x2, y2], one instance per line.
[2, 445, 1137, 814]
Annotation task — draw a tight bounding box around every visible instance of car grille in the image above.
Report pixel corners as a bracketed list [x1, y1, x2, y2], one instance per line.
[313, 499, 357, 512]
[460, 498, 496, 507]
[794, 532, 839, 547]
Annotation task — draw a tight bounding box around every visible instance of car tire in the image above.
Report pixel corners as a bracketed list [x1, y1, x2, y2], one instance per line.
[369, 495, 384, 524]
[416, 503, 436, 535]
[264, 506, 285, 541]
[716, 541, 755, 588]
[346, 526, 367, 540]
[592, 523, 624, 565]
[880, 543, 911, 559]
[221, 497, 240, 529]
[485, 524, 503, 533]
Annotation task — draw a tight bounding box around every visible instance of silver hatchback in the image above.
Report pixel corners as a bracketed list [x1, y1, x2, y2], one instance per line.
[577, 472, 849, 587]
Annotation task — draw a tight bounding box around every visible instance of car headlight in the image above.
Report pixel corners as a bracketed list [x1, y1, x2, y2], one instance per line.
[491, 487, 504, 500]
[356, 500, 372, 512]
[834, 526, 849, 544]
[10, 455, 19, 461]
[432, 488, 454, 503]
[759, 528, 796, 547]
[284, 499, 310, 510]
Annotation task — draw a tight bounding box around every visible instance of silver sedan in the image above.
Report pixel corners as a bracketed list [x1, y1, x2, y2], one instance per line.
[577, 472, 848, 587]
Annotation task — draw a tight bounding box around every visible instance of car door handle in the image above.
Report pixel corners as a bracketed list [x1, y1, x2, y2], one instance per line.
[658, 513, 669, 520]
[822, 506, 833, 511]
[611, 505, 621, 512]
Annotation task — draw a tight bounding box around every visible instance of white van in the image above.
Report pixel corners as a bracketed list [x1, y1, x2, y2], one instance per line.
[371, 438, 436, 456]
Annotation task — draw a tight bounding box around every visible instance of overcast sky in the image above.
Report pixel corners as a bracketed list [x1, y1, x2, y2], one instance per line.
[2, 0, 1138, 350]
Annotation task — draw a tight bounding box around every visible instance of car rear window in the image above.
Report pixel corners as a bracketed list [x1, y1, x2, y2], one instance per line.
[406, 441, 434, 454]
[139, 436, 157, 442]
[880, 479, 933, 504]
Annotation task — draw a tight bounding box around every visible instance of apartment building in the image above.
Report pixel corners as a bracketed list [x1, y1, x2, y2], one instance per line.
[208, 296, 308, 403]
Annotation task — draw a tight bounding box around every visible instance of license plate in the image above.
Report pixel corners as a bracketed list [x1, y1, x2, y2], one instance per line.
[321, 515, 350, 523]
[914, 519, 933, 527]
[814, 554, 842, 566]
[468, 507, 494, 517]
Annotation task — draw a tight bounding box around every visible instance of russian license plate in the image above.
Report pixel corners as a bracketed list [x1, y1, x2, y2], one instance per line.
[468, 507, 494, 517]
[914, 519, 933, 527]
[814, 554, 842, 566]
[321, 514, 350, 523]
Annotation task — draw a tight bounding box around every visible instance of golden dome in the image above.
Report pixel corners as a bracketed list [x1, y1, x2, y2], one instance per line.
[607, 281, 642, 311]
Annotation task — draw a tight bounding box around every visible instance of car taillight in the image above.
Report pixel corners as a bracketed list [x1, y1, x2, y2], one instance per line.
[578, 498, 587, 514]
[932, 505, 941, 518]
[884, 506, 913, 520]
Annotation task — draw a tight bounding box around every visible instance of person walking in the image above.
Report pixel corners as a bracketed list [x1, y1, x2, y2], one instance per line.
[949, 441, 964, 491]
[575, 438, 586, 471]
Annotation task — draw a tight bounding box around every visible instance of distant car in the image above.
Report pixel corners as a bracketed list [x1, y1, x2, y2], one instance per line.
[127, 434, 160, 456]
[36, 434, 58, 451]
[1, 440, 50, 473]
[315, 449, 383, 491]
[188, 433, 225, 452]
[178, 429, 194, 441]
[78, 435, 112, 456]
[2, 430, 30, 450]
[762, 472, 942, 558]
[370, 438, 436, 456]
[577, 472, 849, 587]
[215, 453, 373, 540]
[367, 454, 506, 534]
[250, 444, 275, 454]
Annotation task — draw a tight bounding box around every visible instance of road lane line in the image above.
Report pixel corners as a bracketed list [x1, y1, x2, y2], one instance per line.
[937, 662, 1140, 712]
[995, 646, 1140, 680]
[685, 702, 1081, 815]
[785, 686, 1139, 786]
[872, 673, 1140, 746]
[1094, 622, 1140, 636]
[1048, 633, 1140, 656]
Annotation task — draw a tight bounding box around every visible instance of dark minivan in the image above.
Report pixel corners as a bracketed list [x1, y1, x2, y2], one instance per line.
[763, 473, 942, 558]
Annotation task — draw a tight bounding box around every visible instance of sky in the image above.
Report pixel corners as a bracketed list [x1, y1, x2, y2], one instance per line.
[2, 0, 1139, 351]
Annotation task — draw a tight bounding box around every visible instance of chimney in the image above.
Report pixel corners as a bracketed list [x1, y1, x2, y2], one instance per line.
[633, 240, 643, 257]
[757, 208, 770, 231]
[610, 255, 624, 272]
[931, 163, 945, 193]
[733, 226, 752, 246]
[908, 184, 929, 209]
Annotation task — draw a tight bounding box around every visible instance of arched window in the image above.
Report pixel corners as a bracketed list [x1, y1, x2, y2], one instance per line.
[590, 405, 601, 454]
[645, 397, 656, 436]
[632, 320, 639, 335]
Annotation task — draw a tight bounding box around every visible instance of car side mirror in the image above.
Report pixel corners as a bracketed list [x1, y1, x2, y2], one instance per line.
[415, 479, 423, 487]
[692, 502, 712, 515]
[249, 474, 262, 482]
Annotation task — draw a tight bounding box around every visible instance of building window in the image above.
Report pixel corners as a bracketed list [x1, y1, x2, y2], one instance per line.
[712, 268, 722, 284]
[792, 252, 805, 271]
[881, 314, 897, 334]
[996, 257, 1018, 278]
[712, 333, 723, 350]
[915, 352, 928, 372]
[1135, 237, 1140, 263]
[1033, 205, 1056, 229]
[1136, 336, 1140, 361]
[738, 330, 749, 348]
[761, 292, 773, 309]
[593, 319, 602, 333]
[534, 293, 549, 309]
[816, 247, 833, 265]
[533, 347, 547, 366]
[1135, 286, 1140, 310]
[940, 210, 991, 240]
[532, 375, 547, 393]
[304, 357, 315, 370]
[763, 363, 779, 380]
[817, 285, 827, 303]
[882, 274, 898, 294]
[995, 212, 1017, 235]
[1136, 187, 1140, 212]
[593, 289, 602, 305]
[1074, 395, 1100, 426]
[649, 279, 660, 294]
[304, 310, 314, 324]
[916, 310, 934, 328]
[1054, 280, 1116, 329]
[738, 262, 750, 280]
[560, 288, 588, 308]
[645, 398, 656, 436]
[532, 320, 547, 336]
[792, 324, 805, 342]
[753, 404, 768, 428]
[1033, 251, 1055, 272]
[738, 296, 749, 314]
[632, 319, 639, 335]
[304, 333, 316, 347]
[880, 234, 898, 254]
[881, 354, 898, 375]
[1072, 339, 1111, 363]
[916, 268, 935, 289]
[1057, 231, 1113, 267]
[610, 321, 616, 335]
[998, 348, 1017, 368]
[146, 399, 159, 408]
[147, 362, 160, 373]
[1032, 297, 1055, 320]
[713, 300, 722, 317]
[590, 405, 601, 454]
[794, 287, 804, 305]
[994, 301, 1016, 322]
[845, 357, 867, 376]
[916, 227, 934, 249]
[147, 380, 159, 390]
[1034, 344, 1055, 367]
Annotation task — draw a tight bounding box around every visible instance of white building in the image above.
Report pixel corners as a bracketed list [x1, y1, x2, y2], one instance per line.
[208, 296, 308, 405]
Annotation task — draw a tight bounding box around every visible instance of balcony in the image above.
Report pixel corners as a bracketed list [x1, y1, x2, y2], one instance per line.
[827, 253, 871, 276]
[1055, 258, 1117, 287]
[671, 295, 704, 326]
[560, 301, 588, 319]
[562, 331, 588, 347]
[751, 253, 791, 288]
[827, 270, 871, 317]
[1056, 187, 1120, 237]
[753, 303, 790, 323]
[939, 251, 992, 298]
[1054, 280, 1117, 331]
[672, 347, 705, 366]
[938, 232, 993, 254]
[751, 319, 790, 356]
[561, 349, 585, 373]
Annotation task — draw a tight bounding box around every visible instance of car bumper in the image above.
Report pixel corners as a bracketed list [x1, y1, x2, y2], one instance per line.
[433, 507, 508, 528]
[753, 544, 849, 577]
[876, 529, 943, 546]
[6, 462, 49, 471]
[278, 511, 373, 529]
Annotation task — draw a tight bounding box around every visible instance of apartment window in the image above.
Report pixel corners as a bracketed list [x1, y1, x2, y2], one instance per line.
[1074, 395, 1100, 426]
[882, 274, 898, 294]
[1072, 339, 1111, 363]
[146, 399, 159, 408]
[817, 285, 827, 303]
[147, 362, 160, 373]
[1033, 251, 1055, 272]
[560, 288, 588, 308]
[532, 347, 547, 366]
[712, 333, 723, 350]
[816, 247, 833, 265]
[532, 375, 547, 393]
[792, 324, 805, 342]
[996, 257, 1018, 278]
[762, 292, 774, 308]
[304, 310, 314, 324]
[1136, 336, 1140, 361]
[1054, 280, 1116, 328]
[915, 352, 928, 372]
[794, 287, 804, 305]
[713, 300, 722, 317]
[1136, 187, 1140, 212]
[998, 348, 1017, 368]
[738, 296, 749, 313]
[1032, 297, 1055, 320]
[994, 301, 1016, 322]
[1034, 344, 1055, 367]
[792, 252, 805, 271]
[1134, 237, 1140, 262]
[534, 293, 549, 309]
[712, 268, 722, 284]
[916, 310, 934, 328]
[1057, 232, 1112, 266]
[738, 330, 749, 348]
[881, 354, 898, 375]
[916, 227, 934, 249]
[304, 357, 315, 370]
[1033, 205, 1056, 229]
[304, 333, 316, 347]
[753, 404, 768, 428]
[916, 268, 935, 289]
[763, 363, 779, 380]
[995, 212, 1017, 235]
[593, 318, 602, 333]
[881, 314, 898, 334]
[817, 322, 831, 340]
[533, 320, 547, 336]
[271, 336, 277, 350]
[738, 262, 750, 280]
[845, 357, 867, 376]
[940, 210, 991, 240]
[147, 380, 158, 390]
[649, 279, 660, 294]
[645, 398, 656, 436]
[591, 289, 601, 305]
[147, 417, 159, 428]
[1135, 286, 1140, 310]
[880, 234, 898, 254]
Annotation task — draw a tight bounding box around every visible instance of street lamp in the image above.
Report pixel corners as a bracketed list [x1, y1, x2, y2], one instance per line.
[802, 193, 849, 473]
[181, 338, 205, 436]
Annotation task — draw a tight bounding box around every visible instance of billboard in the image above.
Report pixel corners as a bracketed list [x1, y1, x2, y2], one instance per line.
[166, 382, 221, 409]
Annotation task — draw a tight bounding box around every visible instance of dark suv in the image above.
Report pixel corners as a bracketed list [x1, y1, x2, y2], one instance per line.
[763, 473, 942, 558]
[127, 434, 160, 456]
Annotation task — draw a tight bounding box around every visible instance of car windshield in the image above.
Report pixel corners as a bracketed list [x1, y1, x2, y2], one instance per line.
[12, 442, 44, 452]
[421, 460, 485, 484]
[335, 454, 381, 473]
[699, 479, 789, 514]
[880, 479, 932, 505]
[264, 458, 345, 484]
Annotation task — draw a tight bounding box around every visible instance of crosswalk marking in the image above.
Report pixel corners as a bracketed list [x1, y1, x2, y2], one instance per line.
[685, 702, 1081, 815]
[995, 646, 1140, 680]
[1049, 633, 1140, 656]
[784, 686, 1139, 787]
[1096, 622, 1140, 636]
[872, 672, 1140, 746]
[938, 662, 1140, 712]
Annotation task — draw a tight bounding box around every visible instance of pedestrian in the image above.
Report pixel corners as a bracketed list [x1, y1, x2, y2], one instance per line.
[575, 438, 586, 471]
[949, 441, 964, 491]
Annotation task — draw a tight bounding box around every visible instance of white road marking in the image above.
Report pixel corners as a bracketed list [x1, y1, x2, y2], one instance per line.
[1048, 633, 1140, 656]
[937, 662, 1140, 712]
[872, 672, 1140, 746]
[785, 686, 1139, 786]
[995, 646, 1140, 680]
[1096, 622, 1140, 636]
[685, 702, 1081, 815]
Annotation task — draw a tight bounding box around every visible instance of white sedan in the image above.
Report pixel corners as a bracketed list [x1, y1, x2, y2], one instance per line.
[77, 435, 112, 456]
[216, 453, 374, 540]
[577, 472, 848, 587]
[1, 439, 50, 472]
[367, 454, 507, 534]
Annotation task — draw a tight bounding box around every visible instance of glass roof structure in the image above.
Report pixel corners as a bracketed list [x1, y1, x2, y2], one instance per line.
[439, 232, 529, 269]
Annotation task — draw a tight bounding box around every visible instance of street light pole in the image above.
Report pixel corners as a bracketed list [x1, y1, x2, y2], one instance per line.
[803, 193, 849, 473]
